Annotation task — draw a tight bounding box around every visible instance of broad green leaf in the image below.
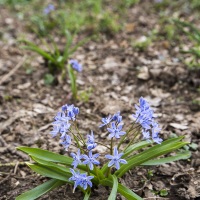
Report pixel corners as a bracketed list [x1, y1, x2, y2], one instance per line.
[28, 158, 99, 185]
[16, 179, 64, 200]
[21, 42, 56, 64]
[118, 183, 143, 200]
[108, 175, 118, 200]
[101, 178, 142, 200]
[31, 156, 74, 175]
[27, 163, 72, 182]
[101, 141, 150, 174]
[101, 137, 184, 174]
[17, 146, 73, 165]
[116, 139, 188, 177]
[141, 151, 191, 166]
[122, 140, 151, 158]
[83, 190, 91, 200]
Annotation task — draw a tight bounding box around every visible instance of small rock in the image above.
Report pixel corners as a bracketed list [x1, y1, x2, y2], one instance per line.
[137, 66, 150, 80]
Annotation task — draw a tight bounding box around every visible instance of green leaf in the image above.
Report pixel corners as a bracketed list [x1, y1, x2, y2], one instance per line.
[27, 163, 72, 182]
[20, 40, 56, 64]
[17, 147, 73, 165]
[116, 137, 188, 177]
[122, 140, 151, 158]
[101, 178, 142, 200]
[108, 175, 118, 200]
[69, 37, 90, 56]
[141, 151, 191, 166]
[44, 73, 54, 85]
[16, 179, 64, 200]
[101, 137, 183, 174]
[29, 157, 99, 185]
[118, 183, 143, 200]
[83, 190, 91, 200]
[31, 156, 73, 175]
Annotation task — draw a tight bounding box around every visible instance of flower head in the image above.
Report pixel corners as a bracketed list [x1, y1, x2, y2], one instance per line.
[69, 169, 93, 192]
[43, 4, 54, 15]
[60, 134, 71, 150]
[51, 112, 70, 137]
[82, 151, 100, 170]
[152, 122, 162, 144]
[69, 60, 82, 72]
[86, 131, 97, 150]
[132, 97, 154, 130]
[71, 149, 83, 168]
[142, 129, 151, 140]
[62, 104, 79, 121]
[99, 115, 113, 127]
[112, 111, 122, 123]
[107, 122, 126, 139]
[105, 147, 127, 170]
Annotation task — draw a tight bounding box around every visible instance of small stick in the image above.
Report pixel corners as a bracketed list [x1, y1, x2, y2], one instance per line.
[0, 55, 27, 85]
[0, 161, 26, 167]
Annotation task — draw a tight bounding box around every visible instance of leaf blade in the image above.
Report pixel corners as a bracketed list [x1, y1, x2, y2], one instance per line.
[16, 179, 64, 200]
[17, 147, 73, 165]
[108, 175, 118, 200]
[141, 151, 191, 166]
[116, 139, 188, 177]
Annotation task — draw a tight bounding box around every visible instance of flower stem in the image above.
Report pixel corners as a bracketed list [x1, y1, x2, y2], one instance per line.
[124, 127, 141, 151]
[95, 141, 111, 150]
[73, 121, 86, 146]
[117, 123, 139, 149]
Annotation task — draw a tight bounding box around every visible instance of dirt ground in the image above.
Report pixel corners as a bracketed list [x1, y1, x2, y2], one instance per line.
[0, 1, 200, 200]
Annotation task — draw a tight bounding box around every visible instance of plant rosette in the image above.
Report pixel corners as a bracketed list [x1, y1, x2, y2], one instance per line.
[16, 97, 191, 200]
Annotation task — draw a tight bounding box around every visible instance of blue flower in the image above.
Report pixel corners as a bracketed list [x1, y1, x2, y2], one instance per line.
[99, 115, 113, 127]
[152, 122, 162, 144]
[60, 135, 71, 150]
[82, 151, 100, 170]
[86, 131, 97, 150]
[105, 147, 127, 170]
[51, 112, 71, 137]
[43, 4, 55, 15]
[50, 125, 59, 137]
[69, 60, 82, 72]
[142, 129, 151, 140]
[62, 104, 79, 121]
[107, 122, 126, 139]
[132, 97, 154, 130]
[69, 169, 93, 192]
[71, 149, 82, 168]
[112, 111, 122, 123]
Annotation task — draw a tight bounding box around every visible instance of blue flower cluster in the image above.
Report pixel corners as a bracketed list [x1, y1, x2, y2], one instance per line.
[99, 111, 122, 128]
[51, 98, 161, 192]
[69, 169, 93, 192]
[69, 131, 99, 191]
[50, 104, 79, 150]
[69, 60, 82, 72]
[43, 4, 55, 15]
[71, 148, 100, 171]
[99, 111, 126, 139]
[132, 97, 162, 144]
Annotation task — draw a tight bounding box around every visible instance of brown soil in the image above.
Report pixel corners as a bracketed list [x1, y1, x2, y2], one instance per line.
[0, 1, 200, 200]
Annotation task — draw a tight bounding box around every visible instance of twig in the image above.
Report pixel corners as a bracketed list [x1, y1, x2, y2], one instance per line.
[0, 170, 12, 185]
[0, 161, 26, 167]
[0, 55, 27, 85]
